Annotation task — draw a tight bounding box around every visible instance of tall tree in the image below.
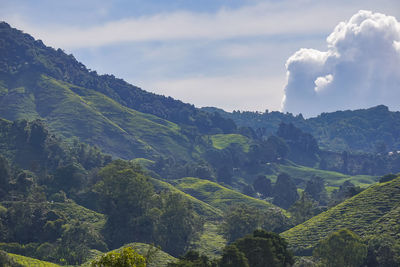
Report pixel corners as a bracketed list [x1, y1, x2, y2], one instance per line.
[227, 230, 294, 267]
[313, 228, 367, 267]
[273, 173, 299, 209]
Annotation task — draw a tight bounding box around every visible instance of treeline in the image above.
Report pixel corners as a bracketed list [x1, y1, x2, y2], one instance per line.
[205, 105, 400, 154]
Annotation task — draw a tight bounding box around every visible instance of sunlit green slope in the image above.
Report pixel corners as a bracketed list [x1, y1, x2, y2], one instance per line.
[0, 73, 192, 160]
[171, 177, 282, 212]
[282, 177, 400, 254]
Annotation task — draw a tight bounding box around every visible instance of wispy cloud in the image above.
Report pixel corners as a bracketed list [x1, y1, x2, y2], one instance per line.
[4, 1, 353, 49]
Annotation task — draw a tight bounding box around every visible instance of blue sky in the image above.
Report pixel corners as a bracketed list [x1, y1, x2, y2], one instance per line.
[1, 0, 400, 112]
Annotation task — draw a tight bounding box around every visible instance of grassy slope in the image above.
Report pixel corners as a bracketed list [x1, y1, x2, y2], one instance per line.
[272, 163, 377, 188]
[0, 73, 193, 160]
[282, 177, 400, 254]
[150, 178, 223, 219]
[171, 177, 280, 212]
[8, 253, 60, 267]
[210, 134, 250, 152]
[189, 222, 227, 258]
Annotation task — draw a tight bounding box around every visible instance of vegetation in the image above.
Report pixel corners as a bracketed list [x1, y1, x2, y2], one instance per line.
[1, 21, 400, 266]
[91, 247, 146, 267]
[7, 252, 59, 267]
[313, 229, 367, 267]
[204, 105, 400, 154]
[209, 134, 250, 152]
[282, 177, 400, 254]
[225, 230, 294, 267]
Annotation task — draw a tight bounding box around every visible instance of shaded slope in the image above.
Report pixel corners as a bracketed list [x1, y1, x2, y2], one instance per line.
[282, 177, 400, 254]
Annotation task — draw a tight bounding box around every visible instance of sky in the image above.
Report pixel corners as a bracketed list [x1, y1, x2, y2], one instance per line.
[1, 0, 400, 115]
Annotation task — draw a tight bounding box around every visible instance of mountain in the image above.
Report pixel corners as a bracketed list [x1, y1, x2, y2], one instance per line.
[0, 22, 236, 161]
[2, 21, 400, 265]
[282, 176, 400, 255]
[203, 105, 400, 153]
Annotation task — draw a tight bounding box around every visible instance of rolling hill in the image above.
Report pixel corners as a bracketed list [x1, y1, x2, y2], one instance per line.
[282, 176, 400, 255]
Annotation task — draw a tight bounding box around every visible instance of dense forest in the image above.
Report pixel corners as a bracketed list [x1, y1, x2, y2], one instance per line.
[0, 21, 399, 266]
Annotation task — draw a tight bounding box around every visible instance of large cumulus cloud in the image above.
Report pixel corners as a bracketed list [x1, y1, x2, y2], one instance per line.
[282, 10, 400, 117]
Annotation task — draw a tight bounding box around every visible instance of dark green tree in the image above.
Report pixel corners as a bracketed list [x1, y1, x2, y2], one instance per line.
[94, 160, 155, 247]
[91, 247, 146, 267]
[231, 230, 294, 267]
[288, 192, 319, 225]
[313, 228, 367, 267]
[155, 193, 203, 257]
[364, 235, 400, 267]
[304, 176, 327, 205]
[252, 176, 273, 197]
[219, 245, 249, 267]
[273, 173, 299, 209]
[220, 204, 263, 243]
[167, 250, 217, 267]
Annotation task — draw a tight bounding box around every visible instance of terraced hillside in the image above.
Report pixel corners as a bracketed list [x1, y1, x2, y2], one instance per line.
[8, 253, 61, 267]
[282, 177, 400, 255]
[171, 177, 282, 212]
[271, 162, 377, 189]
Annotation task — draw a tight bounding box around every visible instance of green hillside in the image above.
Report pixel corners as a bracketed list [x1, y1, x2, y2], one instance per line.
[0, 73, 192, 160]
[171, 177, 281, 212]
[8, 253, 61, 267]
[273, 163, 377, 189]
[282, 177, 400, 254]
[210, 134, 250, 152]
[150, 178, 223, 219]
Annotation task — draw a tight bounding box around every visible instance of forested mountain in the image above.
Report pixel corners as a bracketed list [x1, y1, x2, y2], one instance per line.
[1, 21, 400, 266]
[203, 105, 400, 153]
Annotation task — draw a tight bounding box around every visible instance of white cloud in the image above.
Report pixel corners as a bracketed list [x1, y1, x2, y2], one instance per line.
[282, 10, 400, 117]
[314, 74, 333, 93]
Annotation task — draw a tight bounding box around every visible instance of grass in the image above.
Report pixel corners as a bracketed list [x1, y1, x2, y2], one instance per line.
[49, 201, 106, 231]
[8, 253, 61, 267]
[189, 222, 227, 258]
[273, 163, 377, 188]
[210, 134, 250, 152]
[171, 177, 281, 213]
[281, 177, 400, 254]
[0, 73, 195, 161]
[150, 178, 223, 219]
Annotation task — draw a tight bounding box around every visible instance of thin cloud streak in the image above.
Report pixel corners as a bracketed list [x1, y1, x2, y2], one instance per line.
[6, 2, 349, 49]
